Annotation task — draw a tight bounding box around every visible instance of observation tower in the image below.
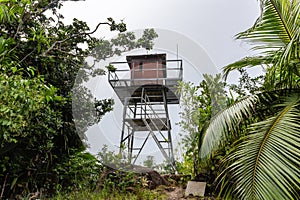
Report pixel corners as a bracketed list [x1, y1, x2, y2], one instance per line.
[108, 53, 182, 171]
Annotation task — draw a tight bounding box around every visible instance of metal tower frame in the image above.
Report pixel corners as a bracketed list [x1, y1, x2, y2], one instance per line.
[121, 86, 176, 170]
[108, 55, 182, 172]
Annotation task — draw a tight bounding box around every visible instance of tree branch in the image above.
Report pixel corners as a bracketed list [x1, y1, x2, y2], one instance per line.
[41, 22, 110, 56]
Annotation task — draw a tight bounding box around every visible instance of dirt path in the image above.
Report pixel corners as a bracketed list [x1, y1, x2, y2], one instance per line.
[164, 186, 185, 200]
[162, 186, 215, 200]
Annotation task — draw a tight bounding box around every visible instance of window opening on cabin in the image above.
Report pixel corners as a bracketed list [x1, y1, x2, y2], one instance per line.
[139, 62, 143, 71]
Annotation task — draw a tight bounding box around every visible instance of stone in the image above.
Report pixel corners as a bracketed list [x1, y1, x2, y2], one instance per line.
[184, 181, 206, 197]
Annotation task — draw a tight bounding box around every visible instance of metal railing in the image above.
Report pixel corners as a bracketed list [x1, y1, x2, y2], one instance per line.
[108, 59, 183, 88]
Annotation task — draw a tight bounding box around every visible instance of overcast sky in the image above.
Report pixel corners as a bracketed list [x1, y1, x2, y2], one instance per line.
[62, 0, 261, 164]
[61, 0, 260, 69]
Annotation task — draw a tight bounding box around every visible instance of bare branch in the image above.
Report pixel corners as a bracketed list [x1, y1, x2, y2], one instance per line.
[41, 22, 110, 56]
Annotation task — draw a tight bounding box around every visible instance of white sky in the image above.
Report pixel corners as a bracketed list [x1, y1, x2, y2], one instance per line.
[60, 0, 260, 68]
[62, 0, 261, 165]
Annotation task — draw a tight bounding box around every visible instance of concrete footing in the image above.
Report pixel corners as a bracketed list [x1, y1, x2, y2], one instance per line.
[184, 181, 206, 197]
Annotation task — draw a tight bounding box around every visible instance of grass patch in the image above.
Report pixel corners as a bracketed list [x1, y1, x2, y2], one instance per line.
[50, 188, 165, 200]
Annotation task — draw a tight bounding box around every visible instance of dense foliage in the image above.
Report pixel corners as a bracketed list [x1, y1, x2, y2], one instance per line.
[177, 74, 229, 177]
[177, 1, 299, 199]
[198, 0, 300, 199]
[0, 0, 157, 198]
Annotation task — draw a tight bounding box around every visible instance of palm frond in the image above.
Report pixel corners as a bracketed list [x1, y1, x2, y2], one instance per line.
[219, 94, 300, 199]
[199, 95, 259, 158]
[223, 55, 274, 80]
[227, 0, 300, 88]
[281, 0, 300, 55]
[237, 0, 296, 50]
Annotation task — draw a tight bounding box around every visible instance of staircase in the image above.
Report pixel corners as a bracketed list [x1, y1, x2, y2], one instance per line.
[120, 87, 176, 171]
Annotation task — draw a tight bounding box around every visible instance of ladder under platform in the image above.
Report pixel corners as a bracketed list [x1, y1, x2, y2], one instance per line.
[120, 87, 176, 172]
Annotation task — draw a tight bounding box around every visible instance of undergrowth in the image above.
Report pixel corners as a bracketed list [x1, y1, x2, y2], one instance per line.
[51, 188, 165, 200]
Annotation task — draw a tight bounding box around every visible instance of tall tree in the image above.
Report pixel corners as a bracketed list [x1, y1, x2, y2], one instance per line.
[223, 0, 300, 89]
[177, 74, 229, 177]
[0, 0, 157, 197]
[200, 0, 300, 199]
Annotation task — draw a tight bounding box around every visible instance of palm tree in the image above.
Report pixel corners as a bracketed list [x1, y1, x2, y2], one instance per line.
[199, 0, 300, 199]
[223, 0, 300, 89]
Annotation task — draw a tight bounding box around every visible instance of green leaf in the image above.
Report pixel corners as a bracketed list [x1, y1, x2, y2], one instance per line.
[10, 177, 18, 190]
[219, 94, 300, 199]
[1, 119, 12, 126]
[200, 95, 259, 158]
